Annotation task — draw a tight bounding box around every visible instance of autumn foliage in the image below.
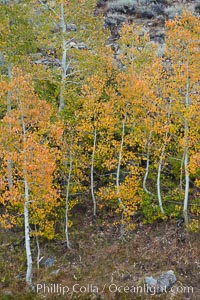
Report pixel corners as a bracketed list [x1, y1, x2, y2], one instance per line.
[0, 2, 199, 285]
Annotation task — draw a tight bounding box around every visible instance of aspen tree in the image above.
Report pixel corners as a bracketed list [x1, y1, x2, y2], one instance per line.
[0, 69, 60, 285]
[165, 12, 200, 223]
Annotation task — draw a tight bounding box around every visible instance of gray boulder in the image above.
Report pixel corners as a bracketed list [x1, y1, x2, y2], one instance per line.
[145, 270, 176, 294]
[40, 256, 55, 268]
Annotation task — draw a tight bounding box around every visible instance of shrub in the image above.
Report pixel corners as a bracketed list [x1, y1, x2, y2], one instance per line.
[108, 0, 136, 13]
[164, 5, 183, 19]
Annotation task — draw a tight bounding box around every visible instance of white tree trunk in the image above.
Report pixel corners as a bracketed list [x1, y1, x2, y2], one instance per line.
[35, 225, 41, 269]
[183, 145, 189, 224]
[143, 131, 153, 195]
[24, 190, 33, 285]
[116, 113, 127, 211]
[91, 127, 97, 217]
[157, 162, 165, 214]
[156, 131, 168, 214]
[21, 106, 33, 285]
[116, 113, 127, 236]
[59, 2, 67, 112]
[7, 63, 13, 190]
[183, 64, 190, 224]
[180, 151, 185, 192]
[65, 149, 72, 248]
[156, 97, 172, 214]
[38, 0, 68, 112]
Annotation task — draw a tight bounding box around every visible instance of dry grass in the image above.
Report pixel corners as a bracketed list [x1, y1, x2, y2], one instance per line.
[0, 217, 200, 299]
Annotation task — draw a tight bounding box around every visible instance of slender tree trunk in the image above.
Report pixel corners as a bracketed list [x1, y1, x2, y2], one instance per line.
[7, 158, 13, 190]
[21, 106, 33, 285]
[59, 2, 67, 112]
[183, 145, 189, 224]
[35, 225, 41, 269]
[24, 185, 32, 285]
[38, 0, 68, 112]
[91, 127, 97, 217]
[65, 149, 72, 248]
[143, 131, 153, 195]
[116, 113, 127, 216]
[7, 63, 13, 190]
[180, 150, 185, 192]
[183, 66, 190, 224]
[156, 131, 168, 214]
[156, 97, 172, 214]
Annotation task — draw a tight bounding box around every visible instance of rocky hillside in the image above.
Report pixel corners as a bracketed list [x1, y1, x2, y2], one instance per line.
[96, 0, 200, 51]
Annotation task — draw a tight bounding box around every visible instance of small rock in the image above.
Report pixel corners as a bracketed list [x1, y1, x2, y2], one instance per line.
[77, 42, 89, 50]
[15, 273, 25, 279]
[122, 273, 132, 281]
[34, 57, 61, 67]
[41, 256, 55, 268]
[50, 269, 60, 276]
[66, 23, 78, 32]
[176, 218, 184, 227]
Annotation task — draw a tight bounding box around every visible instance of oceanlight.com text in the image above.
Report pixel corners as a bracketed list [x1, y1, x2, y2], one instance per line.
[36, 283, 194, 296]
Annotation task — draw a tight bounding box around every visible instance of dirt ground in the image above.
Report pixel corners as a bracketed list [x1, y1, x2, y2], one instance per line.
[0, 212, 200, 300]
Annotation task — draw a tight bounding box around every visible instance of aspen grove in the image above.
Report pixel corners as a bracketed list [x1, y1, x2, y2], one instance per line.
[0, 0, 199, 287]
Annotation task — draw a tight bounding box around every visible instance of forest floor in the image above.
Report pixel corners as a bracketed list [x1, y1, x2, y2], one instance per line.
[0, 205, 200, 300]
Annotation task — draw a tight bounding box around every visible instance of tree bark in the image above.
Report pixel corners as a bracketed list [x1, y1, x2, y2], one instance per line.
[7, 63, 13, 190]
[35, 225, 41, 269]
[91, 127, 97, 217]
[59, 2, 67, 112]
[180, 150, 185, 192]
[116, 112, 127, 236]
[116, 113, 127, 211]
[65, 149, 72, 248]
[24, 183, 32, 285]
[20, 101, 33, 286]
[183, 145, 189, 224]
[143, 131, 153, 195]
[183, 63, 190, 224]
[156, 131, 168, 214]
